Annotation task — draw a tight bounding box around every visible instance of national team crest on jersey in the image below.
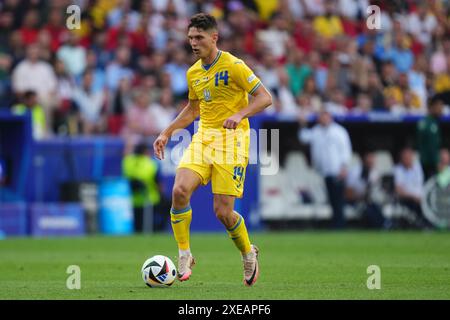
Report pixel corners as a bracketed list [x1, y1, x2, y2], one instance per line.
[203, 88, 212, 102]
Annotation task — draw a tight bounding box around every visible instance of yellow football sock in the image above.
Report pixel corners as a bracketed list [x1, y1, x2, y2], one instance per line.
[170, 206, 192, 251]
[226, 212, 252, 255]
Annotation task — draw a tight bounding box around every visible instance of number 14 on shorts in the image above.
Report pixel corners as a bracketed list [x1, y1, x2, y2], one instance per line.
[233, 166, 244, 188]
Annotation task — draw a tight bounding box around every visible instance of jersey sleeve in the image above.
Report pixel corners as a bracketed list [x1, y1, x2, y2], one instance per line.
[186, 71, 198, 100]
[231, 59, 262, 95]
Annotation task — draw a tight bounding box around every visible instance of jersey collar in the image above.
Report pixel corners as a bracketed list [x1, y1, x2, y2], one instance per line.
[202, 50, 222, 71]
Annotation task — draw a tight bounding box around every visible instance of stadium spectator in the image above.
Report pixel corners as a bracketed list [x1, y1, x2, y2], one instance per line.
[405, 2, 438, 48]
[344, 150, 387, 229]
[0, 0, 449, 133]
[106, 15, 135, 51]
[81, 49, 107, 94]
[384, 73, 422, 114]
[330, 51, 352, 97]
[12, 90, 47, 140]
[19, 9, 40, 46]
[0, 9, 14, 47]
[337, 0, 368, 21]
[256, 11, 290, 60]
[365, 71, 386, 111]
[122, 88, 160, 153]
[380, 60, 397, 88]
[438, 148, 450, 173]
[0, 49, 13, 106]
[297, 75, 322, 116]
[89, 31, 113, 70]
[351, 93, 373, 114]
[108, 77, 133, 135]
[73, 69, 107, 135]
[416, 95, 444, 180]
[312, 0, 344, 39]
[430, 38, 449, 75]
[57, 32, 87, 78]
[35, 29, 53, 63]
[383, 32, 414, 73]
[122, 142, 167, 233]
[274, 68, 298, 117]
[408, 54, 428, 109]
[164, 50, 189, 103]
[436, 148, 450, 188]
[105, 45, 134, 92]
[285, 49, 312, 97]
[53, 59, 77, 135]
[7, 30, 25, 66]
[151, 0, 188, 17]
[394, 146, 427, 228]
[131, 12, 152, 55]
[302, 0, 325, 16]
[324, 88, 347, 116]
[43, 7, 69, 53]
[255, 52, 282, 111]
[107, 0, 140, 32]
[11, 44, 57, 124]
[297, 94, 318, 119]
[149, 87, 177, 133]
[298, 108, 352, 229]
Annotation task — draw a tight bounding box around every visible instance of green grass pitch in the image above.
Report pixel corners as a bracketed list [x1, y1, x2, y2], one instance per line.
[1, 231, 450, 299]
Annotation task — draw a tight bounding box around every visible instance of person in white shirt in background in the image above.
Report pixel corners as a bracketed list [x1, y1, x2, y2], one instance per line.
[11, 44, 57, 128]
[274, 68, 298, 118]
[56, 32, 87, 78]
[73, 69, 106, 135]
[394, 146, 429, 229]
[298, 108, 352, 229]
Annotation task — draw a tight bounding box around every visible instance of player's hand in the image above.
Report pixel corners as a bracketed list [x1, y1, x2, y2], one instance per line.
[223, 114, 243, 129]
[153, 134, 169, 160]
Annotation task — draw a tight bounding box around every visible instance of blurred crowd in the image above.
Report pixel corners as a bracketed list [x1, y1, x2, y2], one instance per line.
[1, 0, 450, 141]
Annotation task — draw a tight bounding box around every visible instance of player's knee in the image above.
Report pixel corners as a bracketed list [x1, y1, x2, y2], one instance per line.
[172, 184, 190, 204]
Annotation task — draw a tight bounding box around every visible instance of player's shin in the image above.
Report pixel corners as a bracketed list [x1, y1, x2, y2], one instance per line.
[170, 206, 192, 252]
[226, 211, 252, 255]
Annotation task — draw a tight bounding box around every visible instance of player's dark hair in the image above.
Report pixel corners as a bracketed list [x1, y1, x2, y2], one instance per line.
[134, 142, 148, 155]
[188, 13, 217, 31]
[429, 94, 443, 108]
[23, 90, 37, 100]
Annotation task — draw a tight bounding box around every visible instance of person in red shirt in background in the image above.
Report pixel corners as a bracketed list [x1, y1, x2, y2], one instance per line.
[19, 9, 40, 45]
[43, 8, 70, 53]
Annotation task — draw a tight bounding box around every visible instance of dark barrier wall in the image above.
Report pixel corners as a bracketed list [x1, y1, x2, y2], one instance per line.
[0, 113, 33, 201]
[21, 126, 259, 232]
[261, 114, 450, 167]
[2, 113, 450, 232]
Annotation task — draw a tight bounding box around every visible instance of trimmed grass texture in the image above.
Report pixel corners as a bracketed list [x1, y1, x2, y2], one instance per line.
[1, 231, 449, 299]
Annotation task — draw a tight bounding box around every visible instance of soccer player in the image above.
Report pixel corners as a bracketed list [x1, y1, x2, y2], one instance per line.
[153, 13, 272, 286]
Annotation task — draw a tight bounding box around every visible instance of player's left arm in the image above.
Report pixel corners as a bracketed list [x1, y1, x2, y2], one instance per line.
[223, 84, 272, 129]
[223, 60, 272, 129]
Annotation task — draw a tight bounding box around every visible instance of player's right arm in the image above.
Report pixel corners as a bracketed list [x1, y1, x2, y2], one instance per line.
[153, 99, 200, 160]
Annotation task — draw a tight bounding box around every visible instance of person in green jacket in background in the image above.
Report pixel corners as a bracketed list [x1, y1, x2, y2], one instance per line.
[122, 142, 169, 233]
[12, 90, 47, 140]
[416, 95, 444, 181]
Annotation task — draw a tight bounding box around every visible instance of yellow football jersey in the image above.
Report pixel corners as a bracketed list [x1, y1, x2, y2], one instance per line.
[187, 50, 261, 130]
[186, 50, 261, 156]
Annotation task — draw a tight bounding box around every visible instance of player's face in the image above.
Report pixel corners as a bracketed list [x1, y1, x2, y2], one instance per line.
[187, 27, 217, 59]
[318, 111, 332, 126]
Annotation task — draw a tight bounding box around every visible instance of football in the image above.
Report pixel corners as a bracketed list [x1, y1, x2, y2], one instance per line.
[141, 255, 177, 288]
